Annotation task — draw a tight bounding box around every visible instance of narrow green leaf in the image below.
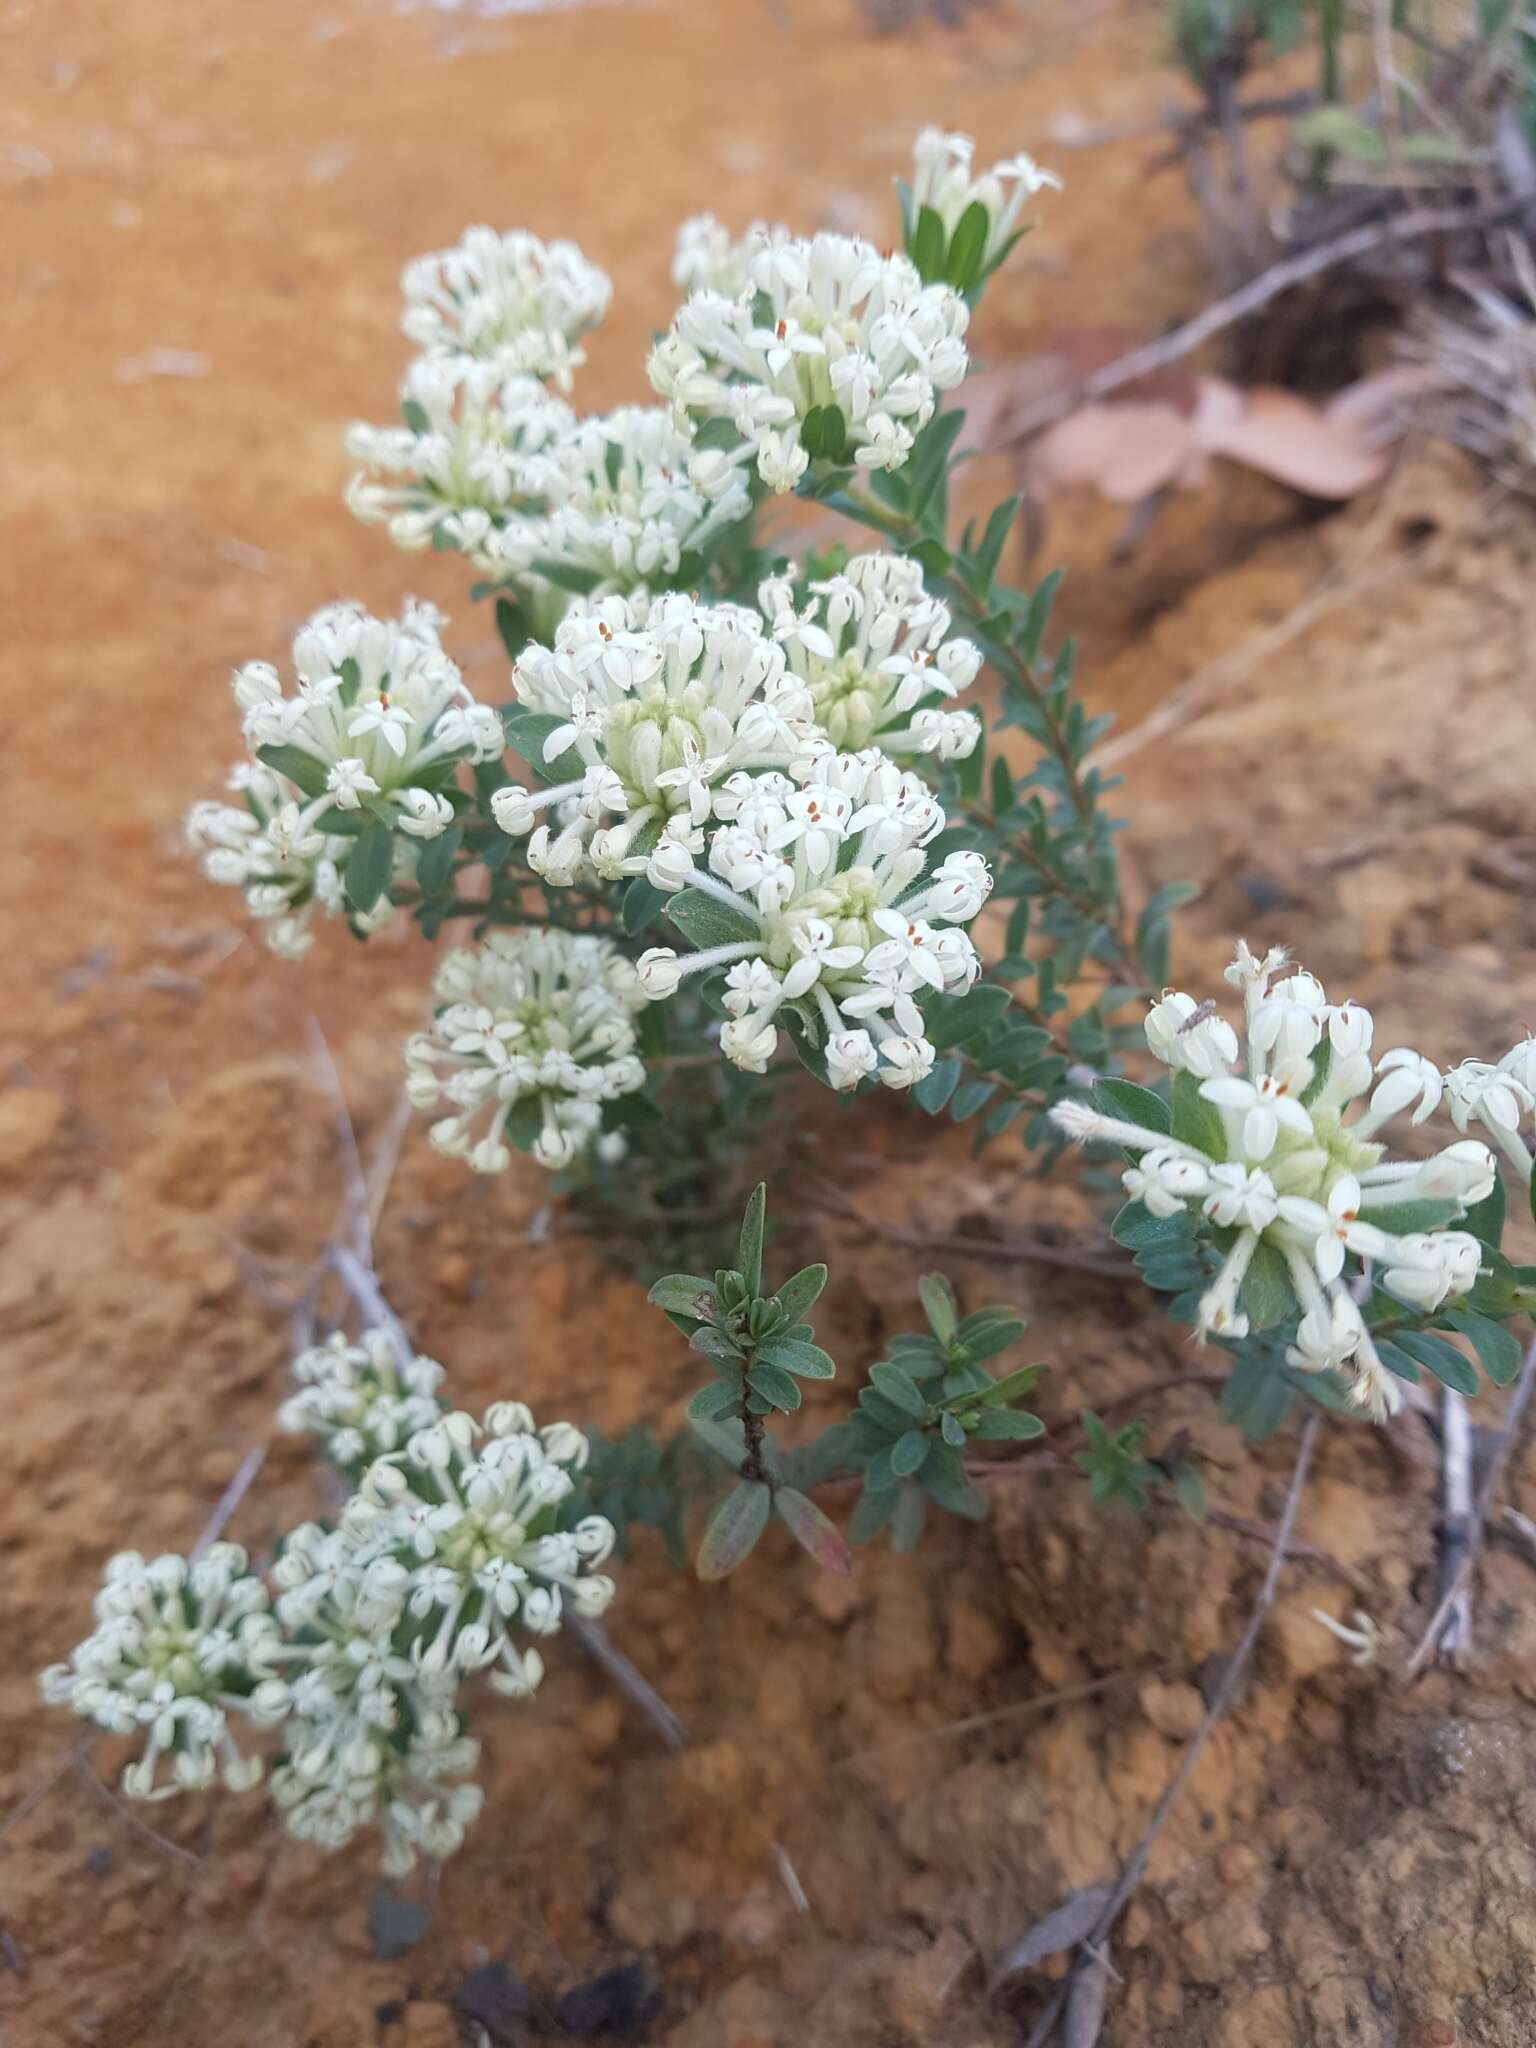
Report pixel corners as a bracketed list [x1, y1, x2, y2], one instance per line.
[890, 1482, 929, 1551]
[1438, 1310, 1522, 1386]
[970, 1408, 1044, 1441]
[868, 1362, 926, 1418]
[1463, 1172, 1505, 1252]
[940, 1410, 966, 1447]
[621, 878, 667, 936]
[1092, 1077, 1171, 1135]
[979, 1363, 1046, 1406]
[772, 1264, 828, 1326]
[737, 1183, 766, 1297]
[1172, 1465, 1207, 1522]
[944, 198, 991, 289]
[918, 1272, 958, 1345]
[1170, 1070, 1227, 1162]
[892, 1429, 931, 1477]
[1393, 1329, 1479, 1396]
[1240, 1238, 1299, 1329]
[747, 1362, 801, 1411]
[255, 743, 329, 800]
[926, 983, 1012, 1050]
[646, 1273, 716, 1319]
[696, 1482, 771, 1580]
[687, 1381, 740, 1422]
[413, 826, 462, 896]
[689, 1414, 747, 1467]
[1361, 1196, 1465, 1237]
[666, 887, 760, 950]
[343, 823, 394, 914]
[756, 1336, 836, 1379]
[913, 1056, 962, 1114]
[911, 202, 947, 280]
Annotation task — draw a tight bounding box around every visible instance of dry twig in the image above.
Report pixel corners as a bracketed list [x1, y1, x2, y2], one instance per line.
[1003, 200, 1523, 445]
[1012, 1413, 1321, 2046]
[810, 1185, 1129, 1279]
[1404, 1338, 1536, 1678]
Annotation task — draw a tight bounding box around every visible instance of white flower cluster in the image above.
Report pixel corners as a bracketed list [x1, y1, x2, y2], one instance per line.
[187, 600, 501, 960]
[491, 591, 815, 884]
[279, 1329, 447, 1475]
[269, 1396, 613, 1872]
[649, 231, 970, 491]
[40, 1546, 283, 1800]
[405, 928, 646, 1172]
[671, 213, 789, 298]
[400, 225, 612, 393]
[908, 128, 1061, 277]
[1053, 943, 1503, 1421]
[486, 589, 993, 1088]
[345, 359, 573, 563]
[635, 753, 992, 1090]
[758, 552, 983, 761]
[43, 1337, 616, 1877]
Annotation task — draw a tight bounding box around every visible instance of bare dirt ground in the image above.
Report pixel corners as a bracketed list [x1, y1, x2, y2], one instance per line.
[2, 1, 1535, 2043]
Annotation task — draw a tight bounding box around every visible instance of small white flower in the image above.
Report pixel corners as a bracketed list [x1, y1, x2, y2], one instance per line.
[1123, 1146, 1211, 1218]
[877, 1035, 936, 1090]
[1202, 1163, 1280, 1232]
[1199, 1072, 1312, 1162]
[826, 1028, 878, 1091]
[1145, 993, 1238, 1079]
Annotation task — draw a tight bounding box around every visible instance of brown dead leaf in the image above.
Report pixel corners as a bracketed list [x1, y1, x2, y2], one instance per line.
[1199, 385, 1393, 499]
[1022, 399, 1197, 502]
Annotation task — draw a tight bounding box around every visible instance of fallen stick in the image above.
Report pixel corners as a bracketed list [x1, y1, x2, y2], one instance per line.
[1015, 1413, 1320, 2047]
[1404, 1337, 1536, 1679]
[1001, 200, 1524, 444]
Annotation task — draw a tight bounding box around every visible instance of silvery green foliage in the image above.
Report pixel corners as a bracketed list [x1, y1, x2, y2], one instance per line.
[43, 1333, 614, 1876]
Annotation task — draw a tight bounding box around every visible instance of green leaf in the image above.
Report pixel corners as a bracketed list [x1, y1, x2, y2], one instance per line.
[913, 1056, 962, 1114]
[1241, 1238, 1299, 1329]
[1437, 1310, 1522, 1386]
[494, 594, 526, 663]
[919, 1443, 987, 1521]
[255, 743, 329, 800]
[1361, 1196, 1465, 1236]
[956, 1317, 1026, 1365]
[530, 556, 606, 596]
[756, 1336, 836, 1380]
[944, 198, 991, 290]
[911, 202, 947, 280]
[972, 496, 1019, 592]
[890, 1481, 928, 1552]
[413, 827, 462, 897]
[646, 1273, 716, 1319]
[500, 707, 584, 784]
[666, 888, 760, 950]
[1110, 1200, 1187, 1252]
[1464, 1173, 1506, 1252]
[621, 878, 667, 936]
[1172, 1465, 1207, 1522]
[850, 1483, 898, 1543]
[1170, 1070, 1226, 1162]
[1373, 1338, 1421, 1385]
[891, 1429, 930, 1477]
[940, 1410, 966, 1447]
[747, 1362, 801, 1412]
[687, 1381, 739, 1422]
[926, 983, 1013, 1051]
[689, 1414, 747, 1467]
[503, 1095, 544, 1154]
[951, 1078, 998, 1121]
[772, 1264, 828, 1327]
[343, 823, 394, 914]
[868, 1362, 926, 1418]
[737, 1183, 766, 1297]
[919, 1272, 958, 1345]
[1092, 1077, 1171, 1136]
[696, 1482, 771, 1580]
[970, 1408, 1044, 1441]
[979, 1363, 1046, 1406]
[1393, 1329, 1479, 1396]
[774, 1489, 852, 1575]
